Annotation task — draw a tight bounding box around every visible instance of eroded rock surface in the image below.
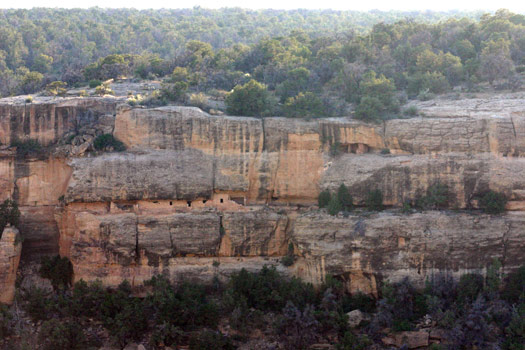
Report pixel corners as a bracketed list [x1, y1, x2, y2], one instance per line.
[1, 93, 525, 294]
[0, 225, 22, 304]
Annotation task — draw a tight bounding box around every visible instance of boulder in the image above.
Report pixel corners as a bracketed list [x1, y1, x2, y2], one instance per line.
[346, 309, 370, 328]
[394, 331, 429, 349]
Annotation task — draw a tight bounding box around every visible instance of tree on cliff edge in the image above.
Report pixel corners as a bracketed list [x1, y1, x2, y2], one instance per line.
[225, 79, 276, 117]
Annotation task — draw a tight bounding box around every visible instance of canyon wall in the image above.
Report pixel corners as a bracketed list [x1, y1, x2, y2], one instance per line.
[1, 93, 525, 296]
[0, 226, 22, 304]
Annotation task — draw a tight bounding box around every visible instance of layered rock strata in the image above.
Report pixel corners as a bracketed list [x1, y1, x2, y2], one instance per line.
[1, 93, 524, 294]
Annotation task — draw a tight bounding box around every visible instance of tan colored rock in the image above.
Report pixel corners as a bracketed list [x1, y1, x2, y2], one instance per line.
[0, 225, 22, 304]
[346, 309, 370, 328]
[58, 204, 289, 285]
[292, 211, 525, 294]
[2, 94, 525, 294]
[220, 209, 289, 256]
[393, 331, 429, 348]
[0, 97, 118, 146]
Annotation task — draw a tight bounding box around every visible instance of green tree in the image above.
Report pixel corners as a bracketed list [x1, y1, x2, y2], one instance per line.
[318, 190, 331, 208]
[45, 81, 67, 96]
[19, 70, 44, 94]
[337, 184, 353, 210]
[39, 255, 74, 291]
[327, 196, 342, 215]
[225, 79, 276, 117]
[32, 54, 53, 73]
[355, 71, 399, 122]
[94, 82, 114, 96]
[365, 189, 383, 211]
[479, 191, 507, 214]
[39, 318, 86, 350]
[355, 96, 384, 122]
[480, 38, 515, 85]
[160, 81, 188, 103]
[283, 92, 325, 118]
[276, 67, 311, 102]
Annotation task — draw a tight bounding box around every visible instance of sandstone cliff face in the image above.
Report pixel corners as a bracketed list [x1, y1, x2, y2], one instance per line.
[0, 97, 118, 146]
[292, 211, 525, 295]
[1, 93, 525, 295]
[0, 225, 22, 304]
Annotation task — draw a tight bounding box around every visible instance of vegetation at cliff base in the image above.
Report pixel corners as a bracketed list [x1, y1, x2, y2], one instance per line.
[2, 257, 521, 350]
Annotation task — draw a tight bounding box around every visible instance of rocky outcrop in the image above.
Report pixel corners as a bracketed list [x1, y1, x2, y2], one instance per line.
[57, 203, 291, 286]
[0, 97, 118, 146]
[1, 93, 525, 295]
[292, 211, 525, 295]
[0, 225, 22, 304]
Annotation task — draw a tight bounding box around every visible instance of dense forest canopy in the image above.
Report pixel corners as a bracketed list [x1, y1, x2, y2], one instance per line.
[1, 8, 525, 119]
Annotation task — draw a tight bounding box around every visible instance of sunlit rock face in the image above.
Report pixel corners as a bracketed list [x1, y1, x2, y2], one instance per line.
[0, 225, 22, 304]
[1, 93, 525, 294]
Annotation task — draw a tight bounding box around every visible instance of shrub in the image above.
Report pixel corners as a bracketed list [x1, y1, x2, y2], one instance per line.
[416, 183, 449, 210]
[278, 302, 319, 350]
[417, 89, 436, 101]
[107, 298, 149, 346]
[330, 141, 341, 156]
[39, 255, 74, 291]
[45, 81, 67, 96]
[337, 184, 353, 211]
[457, 274, 484, 305]
[354, 96, 384, 122]
[39, 318, 86, 350]
[88, 79, 102, 88]
[502, 265, 525, 303]
[485, 258, 502, 295]
[23, 286, 55, 321]
[327, 196, 342, 216]
[225, 79, 276, 117]
[380, 148, 390, 154]
[401, 200, 412, 214]
[365, 189, 383, 211]
[189, 92, 209, 110]
[343, 292, 376, 313]
[449, 296, 490, 349]
[0, 305, 13, 339]
[10, 138, 42, 157]
[318, 190, 331, 208]
[94, 82, 114, 96]
[159, 81, 188, 102]
[150, 323, 183, 348]
[93, 134, 126, 152]
[0, 199, 20, 236]
[283, 92, 326, 118]
[503, 303, 525, 350]
[403, 105, 419, 116]
[68, 280, 107, 318]
[336, 331, 372, 350]
[189, 329, 235, 350]
[407, 72, 450, 97]
[226, 266, 316, 312]
[281, 242, 295, 267]
[145, 276, 219, 330]
[25, 95, 33, 103]
[479, 191, 507, 214]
